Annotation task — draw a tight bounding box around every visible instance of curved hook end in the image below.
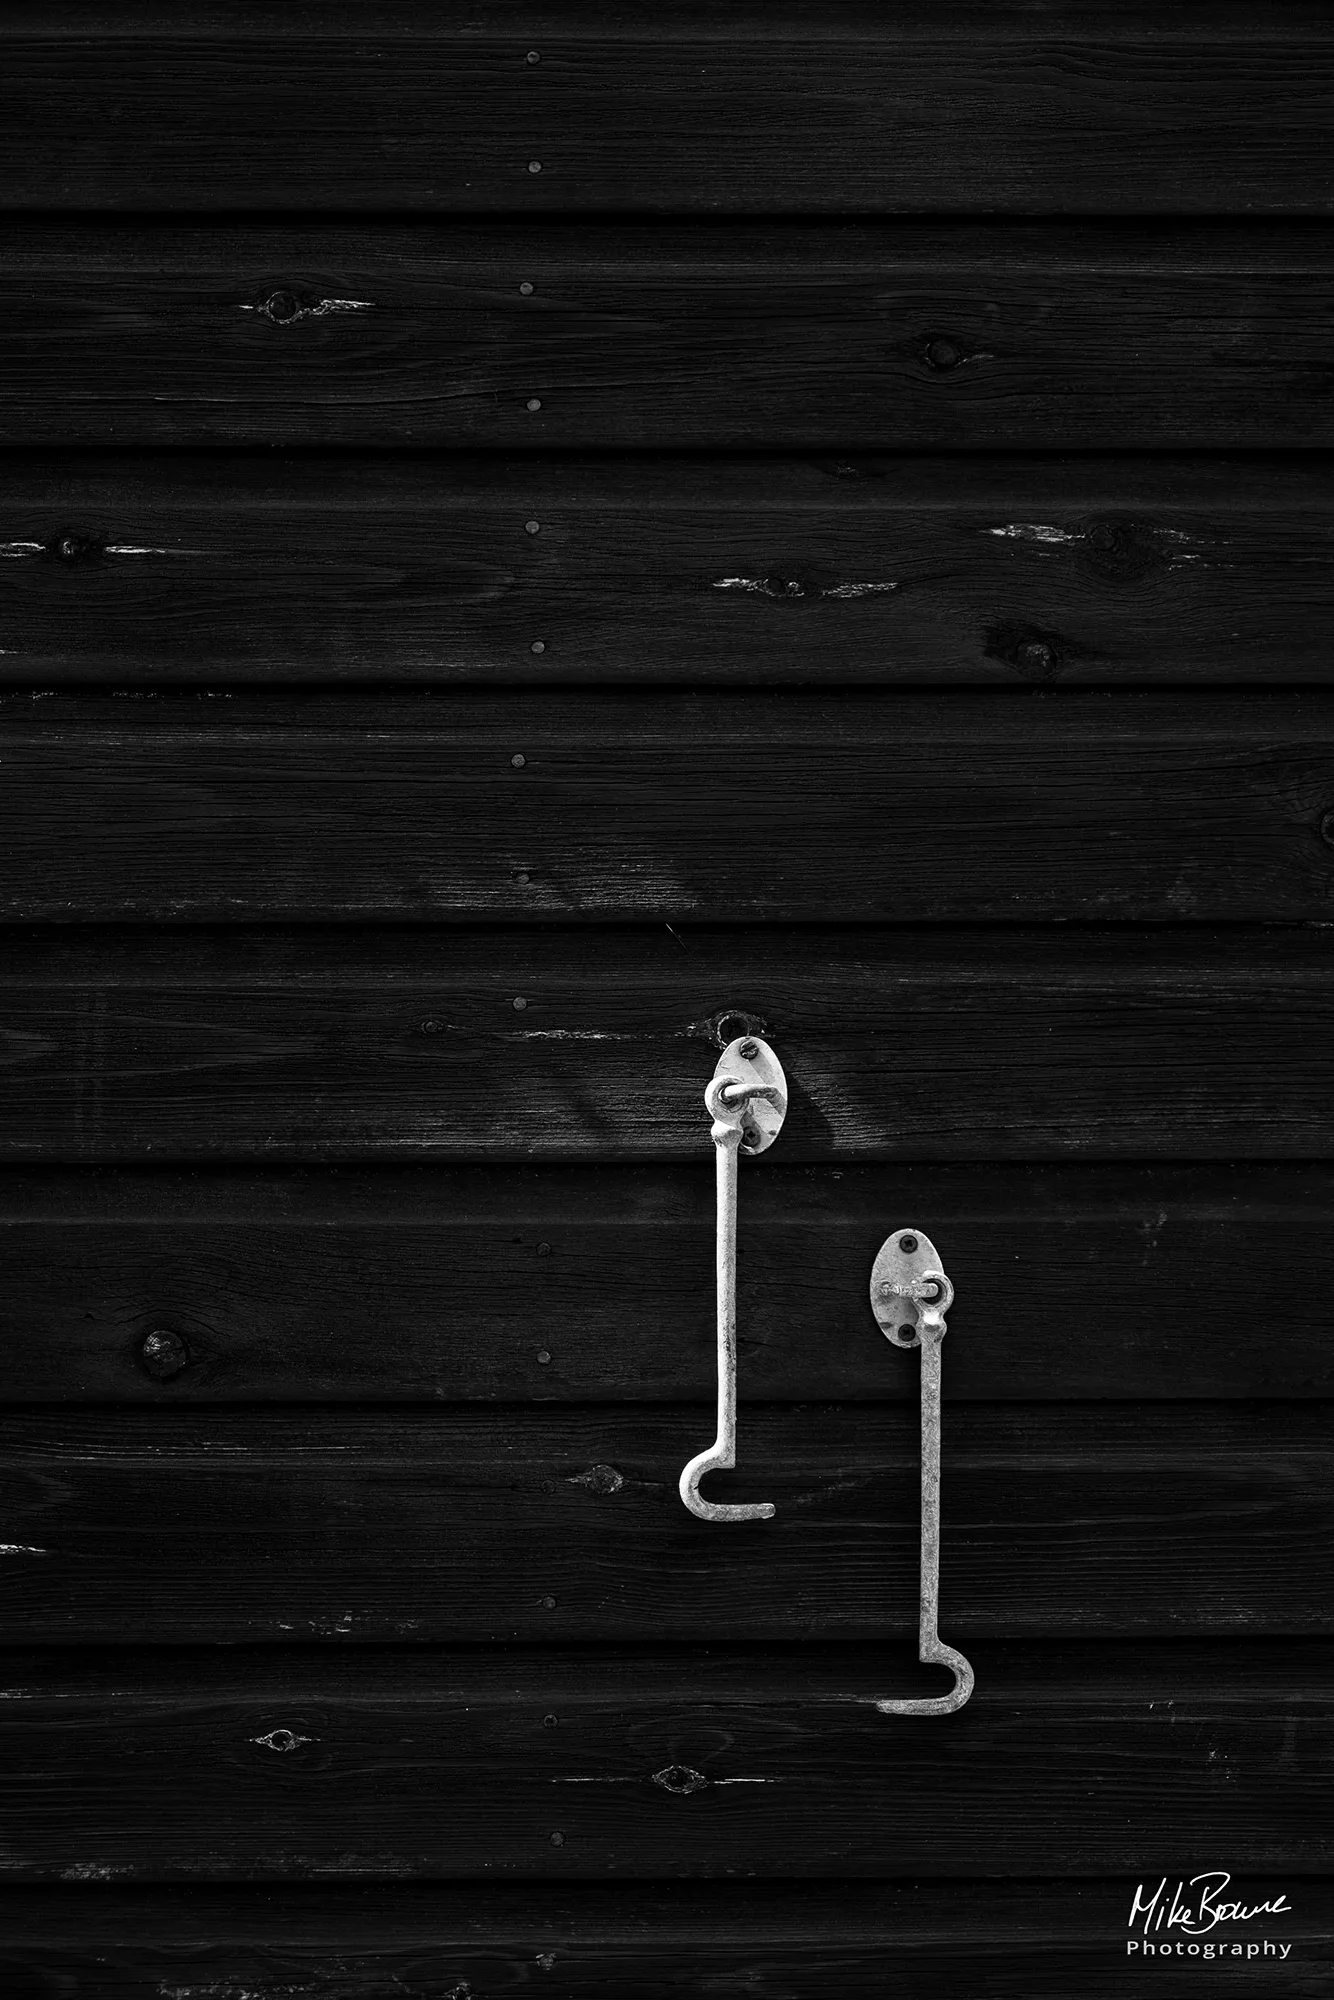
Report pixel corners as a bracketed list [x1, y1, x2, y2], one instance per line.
[679, 1448, 775, 1523]
[875, 1643, 974, 1717]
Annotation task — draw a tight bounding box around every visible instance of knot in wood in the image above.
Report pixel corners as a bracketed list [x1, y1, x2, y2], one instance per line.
[1080, 514, 1179, 582]
[984, 622, 1071, 682]
[50, 532, 102, 566]
[260, 289, 301, 323]
[139, 1328, 189, 1381]
[652, 1764, 709, 1795]
[924, 337, 963, 371]
[251, 1728, 312, 1753]
[568, 1463, 624, 1496]
[697, 1007, 768, 1050]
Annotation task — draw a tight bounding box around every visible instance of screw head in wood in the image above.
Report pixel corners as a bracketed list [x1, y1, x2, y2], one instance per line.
[519, 281, 534, 294]
[526, 398, 542, 411]
[528, 160, 543, 173]
[1320, 810, 1334, 849]
[511, 753, 526, 767]
[925, 338, 961, 370]
[525, 520, 541, 534]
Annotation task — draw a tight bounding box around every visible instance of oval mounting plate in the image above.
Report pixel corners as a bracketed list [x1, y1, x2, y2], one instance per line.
[712, 1035, 787, 1155]
[869, 1226, 945, 1348]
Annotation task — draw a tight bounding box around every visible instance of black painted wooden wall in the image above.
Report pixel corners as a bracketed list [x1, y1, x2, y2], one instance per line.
[1, 6, 1332, 1994]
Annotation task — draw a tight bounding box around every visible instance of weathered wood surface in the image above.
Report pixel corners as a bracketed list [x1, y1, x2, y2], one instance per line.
[2, 1879, 1328, 1999]
[3, 1163, 1331, 1403]
[1, 7, 1331, 214]
[2, 226, 1333, 447]
[4, 455, 1332, 687]
[1, 1405, 1327, 1641]
[0, 1645, 1328, 1877]
[7, 690, 1334, 922]
[1, 929, 1331, 1162]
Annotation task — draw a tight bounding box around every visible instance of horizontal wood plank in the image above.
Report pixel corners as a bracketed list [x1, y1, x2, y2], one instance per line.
[1, 1405, 1327, 1641]
[2, 226, 1333, 447]
[0, 10, 1331, 213]
[6, 690, 1334, 922]
[0, 928, 1331, 1162]
[1, 1879, 1329, 1997]
[0, 1644, 1327, 1877]
[3, 1163, 1331, 1402]
[5, 454, 1333, 686]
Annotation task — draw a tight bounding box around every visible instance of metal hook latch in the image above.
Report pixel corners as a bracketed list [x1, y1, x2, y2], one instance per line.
[869, 1228, 974, 1715]
[679, 1035, 787, 1521]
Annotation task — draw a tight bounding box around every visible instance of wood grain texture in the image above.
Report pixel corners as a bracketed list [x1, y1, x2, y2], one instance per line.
[2, 1879, 1330, 1998]
[1, 928, 1331, 1163]
[4, 454, 1332, 687]
[0, 1644, 1328, 1878]
[3, 1163, 1332, 1403]
[7, 689, 1334, 922]
[1, 1404, 1327, 1642]
[0, 10, 1331, 213]
[2, 225, 1333, 448]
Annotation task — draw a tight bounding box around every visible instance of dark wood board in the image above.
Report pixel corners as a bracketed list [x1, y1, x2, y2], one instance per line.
[2, 225, 1333, 448]
[2, 1879, 1329, 1999]
[2, 1163, 1331, 1403]
[0, 1644, 1328, 1878]
[1, 9, 1331, 214]
[1, 927, 1331, 1163]
[1, 1404, 1328, 1641]
[5, 454, 1333, 687]
[6, 689, 1334, 922]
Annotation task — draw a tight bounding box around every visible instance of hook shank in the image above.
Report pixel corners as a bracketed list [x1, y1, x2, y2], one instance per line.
[869, 1229, 974, 1715]
[679, 1037, 785, 1522]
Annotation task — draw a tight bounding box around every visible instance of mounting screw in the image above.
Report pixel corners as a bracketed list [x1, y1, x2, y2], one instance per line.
[1017, 640, 1056, 674]
[528, 160, 543, 174]
[526, 50, 541, 64]
[519, 281, 534, 295]
[537, 1349, 552, 1364]
[878, 1281, 895, 1299]
[738, 1038, 759, 1058]
[925, 338, 962, 370]
[1319, 810, 1334, 849]
[511, 753, 526, 768]
[530, 640, 546, 654]
[525, 520, 541, 535]
[899, 1234, 918, 1253]
[140, 1328, 189, 1380]
[512, 996, 528, 1010]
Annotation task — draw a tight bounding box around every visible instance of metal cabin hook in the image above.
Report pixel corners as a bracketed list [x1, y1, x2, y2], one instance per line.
[869, 1228, 975, 1716]
[679, 1035, 787, 1522]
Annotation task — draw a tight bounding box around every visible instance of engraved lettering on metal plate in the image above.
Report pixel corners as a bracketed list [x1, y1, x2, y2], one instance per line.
[869, 1227, 975, 1714]
[678, 1035, 786, 1521]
